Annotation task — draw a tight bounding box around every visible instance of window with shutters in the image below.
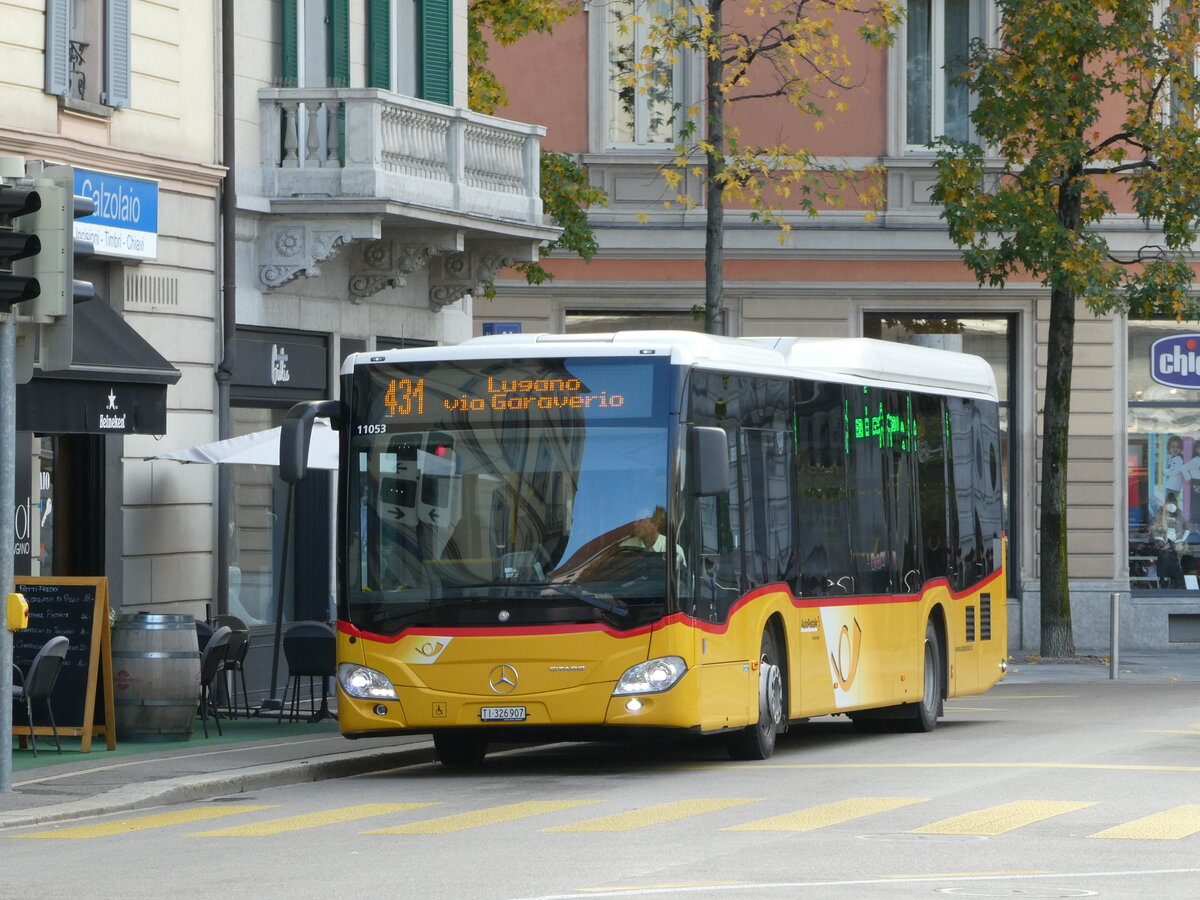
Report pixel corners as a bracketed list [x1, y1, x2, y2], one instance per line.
[44, 0, 131, 110]
[365, 0, 454, 104]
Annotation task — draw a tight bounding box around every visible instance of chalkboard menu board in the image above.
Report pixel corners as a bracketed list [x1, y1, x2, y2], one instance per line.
[11, 577, 115, 752]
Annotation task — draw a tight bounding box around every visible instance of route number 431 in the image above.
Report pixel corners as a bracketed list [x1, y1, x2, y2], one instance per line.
[384, 378, 425, 417]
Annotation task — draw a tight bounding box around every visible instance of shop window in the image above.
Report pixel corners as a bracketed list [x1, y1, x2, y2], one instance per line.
[1127, 321, 1200, 592]
[45, 0, 131, 109]
[565, 309, 704, 333]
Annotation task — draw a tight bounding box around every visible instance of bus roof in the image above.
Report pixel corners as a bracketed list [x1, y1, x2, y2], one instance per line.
[349, 331, 998, 401]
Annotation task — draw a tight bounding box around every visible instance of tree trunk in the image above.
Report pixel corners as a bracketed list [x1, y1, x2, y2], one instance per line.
[1039, 163, 1081, 658]
[1039, 281, 1076, 658]
[703, 0, 724, 336]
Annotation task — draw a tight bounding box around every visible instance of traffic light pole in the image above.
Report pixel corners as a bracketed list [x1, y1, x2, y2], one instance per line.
[1, 306, 16, 793]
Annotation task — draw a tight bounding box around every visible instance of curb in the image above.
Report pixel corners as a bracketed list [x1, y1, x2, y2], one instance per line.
[0, 741, 437, 831]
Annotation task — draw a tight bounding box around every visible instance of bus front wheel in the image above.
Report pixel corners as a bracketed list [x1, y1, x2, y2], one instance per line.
[434, 731, 489, 766]
[727, 629, 785, 761]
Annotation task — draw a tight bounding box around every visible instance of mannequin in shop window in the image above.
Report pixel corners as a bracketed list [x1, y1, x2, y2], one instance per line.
[1150, 492, 1190, 589]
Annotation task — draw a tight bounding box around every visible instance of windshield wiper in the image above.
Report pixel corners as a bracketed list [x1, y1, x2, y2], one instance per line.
[506, 581, 629, 618]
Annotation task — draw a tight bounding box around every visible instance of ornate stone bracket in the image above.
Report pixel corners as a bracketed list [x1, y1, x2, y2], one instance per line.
[427, 242, 540, 309]
[348, 241, 441, 302]
[257, 219, 379, 290]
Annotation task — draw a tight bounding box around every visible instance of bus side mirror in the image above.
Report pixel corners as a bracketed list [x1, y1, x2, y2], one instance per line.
[689, 426, 729, 496]
[281, 399, 343, 484]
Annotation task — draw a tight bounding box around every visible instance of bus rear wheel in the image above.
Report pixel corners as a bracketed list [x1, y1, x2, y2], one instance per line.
[434, 731, 489, 766]
[727, 629, 785, 761]
[900, 620, 942, 733]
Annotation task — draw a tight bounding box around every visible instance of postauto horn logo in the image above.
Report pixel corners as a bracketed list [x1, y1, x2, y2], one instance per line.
[1151, 334, 1200, 390]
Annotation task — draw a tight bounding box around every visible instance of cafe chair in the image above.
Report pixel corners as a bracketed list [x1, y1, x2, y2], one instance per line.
[197, 626, 232, 738]
[12, 635, 70, 756]
[281, 621, 337, 723]
[195, 618, 214, 651]
[213, 614, 251, 719]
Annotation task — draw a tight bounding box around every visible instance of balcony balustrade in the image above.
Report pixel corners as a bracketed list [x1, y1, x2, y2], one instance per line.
[258, 87, 545, 227]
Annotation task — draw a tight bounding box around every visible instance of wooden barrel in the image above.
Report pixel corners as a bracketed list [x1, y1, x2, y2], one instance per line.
[112, 614, 201, 741]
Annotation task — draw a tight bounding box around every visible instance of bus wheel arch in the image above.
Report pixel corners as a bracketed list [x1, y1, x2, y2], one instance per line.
[727, 617, 788, 761]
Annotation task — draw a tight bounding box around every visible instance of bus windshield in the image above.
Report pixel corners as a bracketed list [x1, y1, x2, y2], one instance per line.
[345, 355, 674, 634]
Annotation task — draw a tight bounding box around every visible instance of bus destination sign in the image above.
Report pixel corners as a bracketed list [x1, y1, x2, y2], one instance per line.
[372, 358, 659, 424]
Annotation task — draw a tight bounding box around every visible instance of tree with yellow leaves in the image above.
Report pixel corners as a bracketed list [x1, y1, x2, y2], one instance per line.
[620, 0, 901, 333]
[931, 1, 1200, 656]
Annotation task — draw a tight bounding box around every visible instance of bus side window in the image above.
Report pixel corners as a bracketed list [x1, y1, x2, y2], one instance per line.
[915, 393, 951, 583]
[947, 397, 978, 591]
[794, 380, 851, 596]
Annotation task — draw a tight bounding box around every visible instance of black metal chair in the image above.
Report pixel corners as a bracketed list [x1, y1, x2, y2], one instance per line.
[213, 614, 251, 718]
[12, 635, 70, 756]
[197, 625, 232, 738]
[195, 618, 214, 651]
[281, 621, 337, 723]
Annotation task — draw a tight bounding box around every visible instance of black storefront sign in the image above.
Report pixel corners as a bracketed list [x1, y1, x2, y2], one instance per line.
[16, 298, 180, 435]
[17, 380, 169, 434]
[231, 327, 328, 405]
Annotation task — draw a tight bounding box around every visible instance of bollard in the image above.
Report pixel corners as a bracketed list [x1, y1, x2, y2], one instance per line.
[1110, 592, 1120, 680]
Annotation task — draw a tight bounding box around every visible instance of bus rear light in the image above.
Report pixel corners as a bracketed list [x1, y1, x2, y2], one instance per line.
[339, 662, 399, 700]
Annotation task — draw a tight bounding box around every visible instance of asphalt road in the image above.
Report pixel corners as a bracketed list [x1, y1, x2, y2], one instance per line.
[4, 679, 1200, 900]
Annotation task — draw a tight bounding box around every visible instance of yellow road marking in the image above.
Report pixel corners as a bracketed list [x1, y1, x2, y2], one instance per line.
[188, 803, 439, 836]
[1091, 806, 1200, 840]
[724, 797, 927, 832]
[363, 800, 596, 834]
[10, 805, 277, 839]
[910, 800, 1095, 835]
[545, 799, 760, 832]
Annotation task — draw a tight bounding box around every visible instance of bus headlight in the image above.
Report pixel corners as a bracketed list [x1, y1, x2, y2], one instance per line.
[338, 662, 398, 700]
[613, 656, 687, 695]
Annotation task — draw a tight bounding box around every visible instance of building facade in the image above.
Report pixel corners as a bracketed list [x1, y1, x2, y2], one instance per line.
[5, 0, 557, 705]
[3, 0, 218, 619]
[480, 0, 1197, 651]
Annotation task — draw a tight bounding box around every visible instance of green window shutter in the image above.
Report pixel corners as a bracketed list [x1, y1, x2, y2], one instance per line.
[367, 0, 390, 89]
[329, 0, 350, 87]
[281, 0, 298, 87]
[421, 0, 453, 105]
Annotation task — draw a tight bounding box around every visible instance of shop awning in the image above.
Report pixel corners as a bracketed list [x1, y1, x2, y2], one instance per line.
[16, 299, 181, 435]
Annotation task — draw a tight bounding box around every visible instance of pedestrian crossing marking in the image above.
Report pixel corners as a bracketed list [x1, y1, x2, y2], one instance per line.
[188, 803, 440, 837]
[910, 800, 1095, 835]
[10, 805, 278, 840]
[544, 799, 762, 832]
[1090, 805, 1200, 840]
[363, 800, 596, 834]
[723, 797, 928, 831]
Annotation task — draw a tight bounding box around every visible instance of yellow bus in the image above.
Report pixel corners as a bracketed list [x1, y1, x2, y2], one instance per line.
[281, 331, 1007, 764]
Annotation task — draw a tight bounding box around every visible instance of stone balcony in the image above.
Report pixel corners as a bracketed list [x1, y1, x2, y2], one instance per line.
[254, 87, 558, 302]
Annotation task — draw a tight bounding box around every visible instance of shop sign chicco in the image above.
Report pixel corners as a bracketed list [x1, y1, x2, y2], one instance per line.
[1151, 334, 1200, 390]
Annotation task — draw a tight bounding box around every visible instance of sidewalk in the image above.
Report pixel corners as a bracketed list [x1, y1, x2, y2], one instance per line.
[4, 649, 1200, 831]
[2, 709, 436, 831]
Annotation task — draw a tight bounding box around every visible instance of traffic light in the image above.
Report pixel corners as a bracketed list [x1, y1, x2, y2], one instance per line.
[0, 182, 41, 311]
[18, 165, 95, 371]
